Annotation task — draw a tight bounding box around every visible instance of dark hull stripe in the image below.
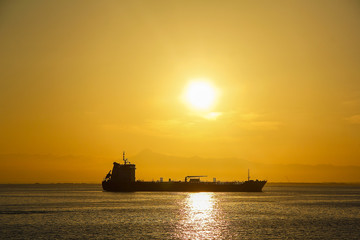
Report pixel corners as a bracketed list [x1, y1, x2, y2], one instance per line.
[102, 181, 267, 192]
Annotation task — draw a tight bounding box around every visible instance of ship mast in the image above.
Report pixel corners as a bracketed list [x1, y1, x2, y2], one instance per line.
[248, 169, 250, 181]
[123, 151, 128, 165]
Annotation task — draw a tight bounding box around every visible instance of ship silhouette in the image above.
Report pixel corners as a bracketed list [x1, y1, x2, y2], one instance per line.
[102, 152, 267, 192]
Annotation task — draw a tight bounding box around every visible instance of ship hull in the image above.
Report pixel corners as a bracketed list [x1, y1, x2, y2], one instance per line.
[102, 180, 267, 192]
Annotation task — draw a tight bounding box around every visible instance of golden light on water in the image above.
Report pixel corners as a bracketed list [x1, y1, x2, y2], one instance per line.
[177, 193, 225, 239]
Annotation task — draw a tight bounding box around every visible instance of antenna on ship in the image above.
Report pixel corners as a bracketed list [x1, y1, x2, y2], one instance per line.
[248, 169, 250, 181]
[123, 151, 128, 165]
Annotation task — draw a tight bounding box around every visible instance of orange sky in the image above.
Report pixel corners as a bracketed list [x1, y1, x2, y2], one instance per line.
[1, 1, 360, 183]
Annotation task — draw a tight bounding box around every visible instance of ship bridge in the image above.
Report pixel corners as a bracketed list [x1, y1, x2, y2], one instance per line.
[111, 152, 136, 183]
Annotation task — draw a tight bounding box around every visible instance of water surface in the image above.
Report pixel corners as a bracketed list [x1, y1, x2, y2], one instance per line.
[0, 183, 359, 239]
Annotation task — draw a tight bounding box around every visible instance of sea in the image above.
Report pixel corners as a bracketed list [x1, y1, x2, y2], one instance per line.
[0, 183, 359, 240]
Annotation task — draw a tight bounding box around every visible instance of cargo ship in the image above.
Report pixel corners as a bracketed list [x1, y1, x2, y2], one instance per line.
[102, 152, 267, 192]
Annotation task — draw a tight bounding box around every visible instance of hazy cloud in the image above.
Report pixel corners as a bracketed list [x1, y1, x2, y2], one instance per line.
[238, 112, 281, 131]
[199, 112, 223, 120]
[345, 114, 360, 124]
[240, 112, 261, 121]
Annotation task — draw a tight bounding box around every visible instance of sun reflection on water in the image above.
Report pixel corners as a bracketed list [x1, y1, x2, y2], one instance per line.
[176, 192, 226, 239]
[189, 192, 214, 212]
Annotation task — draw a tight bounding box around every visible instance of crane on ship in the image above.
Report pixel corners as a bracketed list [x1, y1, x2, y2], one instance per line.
[185, 175, 207, 183]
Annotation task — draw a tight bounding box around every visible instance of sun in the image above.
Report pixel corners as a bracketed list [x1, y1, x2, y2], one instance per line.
[185, 81, 217, 110]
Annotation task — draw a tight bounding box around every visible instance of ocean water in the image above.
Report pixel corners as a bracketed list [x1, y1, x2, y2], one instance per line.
[0, 184, 359, 240]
